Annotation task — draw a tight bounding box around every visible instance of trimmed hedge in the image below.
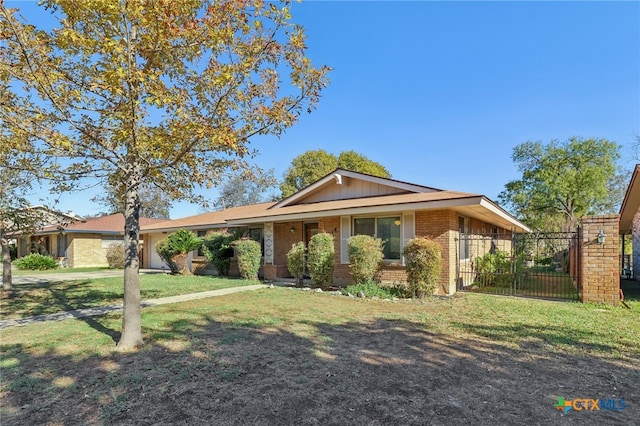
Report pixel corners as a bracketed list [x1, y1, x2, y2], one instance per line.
[403, 237, 443, 298]
[307, 232, 334, 289]
[234, 238, 262, 280]
[347, 234, 383, 284]
[287, 241, 306, 285]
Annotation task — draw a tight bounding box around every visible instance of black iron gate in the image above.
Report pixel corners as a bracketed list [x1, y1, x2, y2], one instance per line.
[456, 231, 580, 300]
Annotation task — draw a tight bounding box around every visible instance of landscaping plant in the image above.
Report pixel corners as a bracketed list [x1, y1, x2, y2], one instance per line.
[286, 241, 306, 286]
[403, 237, 443, 298]
[234, 238, 262, 280]
[105, 243, 125, 269]
[307, 232, 334, 289]
[13, 253, 58, 270]
[202, 231, 236, 276]
[156, 229, 202, 275]
[347, 234, 384, 284]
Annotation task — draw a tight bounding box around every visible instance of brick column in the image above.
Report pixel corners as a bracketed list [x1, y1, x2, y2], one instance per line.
[579, 214, 620, 305]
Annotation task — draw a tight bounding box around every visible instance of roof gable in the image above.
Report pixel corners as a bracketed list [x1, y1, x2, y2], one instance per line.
[272, 169, 440, 208]
[619, 164, 640, 233]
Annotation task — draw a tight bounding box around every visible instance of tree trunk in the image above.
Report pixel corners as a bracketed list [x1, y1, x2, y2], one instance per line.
[171, 253, 192, 275]
[117, 181, 143, 350]
[1, 227, 12, 291]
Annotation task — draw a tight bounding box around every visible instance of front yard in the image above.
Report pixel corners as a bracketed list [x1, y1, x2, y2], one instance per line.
[1, 282, 638, 425]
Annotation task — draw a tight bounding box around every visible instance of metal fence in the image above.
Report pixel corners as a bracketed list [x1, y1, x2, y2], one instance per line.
[457, 231, 580, 300]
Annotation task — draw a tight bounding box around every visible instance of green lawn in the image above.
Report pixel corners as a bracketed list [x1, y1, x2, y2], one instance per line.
[1, 288, 638, 425]
[0, 274, 260, 320]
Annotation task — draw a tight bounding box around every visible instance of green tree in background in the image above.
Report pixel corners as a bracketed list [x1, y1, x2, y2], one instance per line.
[92, 179, 172, 219]
[280, 149, 390, 197]
[498, 137, 624, 231]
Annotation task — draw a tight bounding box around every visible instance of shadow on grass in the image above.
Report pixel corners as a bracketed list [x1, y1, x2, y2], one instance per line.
[2, 313, 638, 425]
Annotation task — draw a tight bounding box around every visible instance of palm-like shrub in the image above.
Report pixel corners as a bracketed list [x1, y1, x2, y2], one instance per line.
[156, 229, 202, 275]
[307, 232, 334, 289]
[403, 237, 442, 298]
[347, 234, 383, 284]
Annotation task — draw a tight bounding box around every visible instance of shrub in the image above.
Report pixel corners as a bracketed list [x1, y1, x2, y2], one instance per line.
[14, 253, 58, 270]
[474, 249, 512, 287]
[286, 241, 306, 285]
[202, 231, 236, 276]
[403, 238, 442, 298]
[307, 232, 334, 289]
[155, 238, 179, 273]
[105, 243, 125, 269]
[347, 234, 383, 284]
[342, 280, 404, 299]
[166, 229, 202, 275]
[234, 238, 262, 280]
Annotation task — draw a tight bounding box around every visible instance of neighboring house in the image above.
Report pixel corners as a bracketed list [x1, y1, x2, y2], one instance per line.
[142, 169, 529, 294]
[18, 213, 166, 267]
[12, 206, 79, 257]
[619, 164, 640, 281]
[140, 203, 275, 273]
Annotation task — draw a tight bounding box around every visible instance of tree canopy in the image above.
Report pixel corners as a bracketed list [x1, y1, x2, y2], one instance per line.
[498, 137, 624, 231]
[279, 149, 390, 197]
[214, 168, 278, 209]
[92, 180, 172, 219]
[1, 0, 329, 349]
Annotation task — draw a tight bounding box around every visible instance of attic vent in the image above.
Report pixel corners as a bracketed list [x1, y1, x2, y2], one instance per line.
[334, 173, 342, 185]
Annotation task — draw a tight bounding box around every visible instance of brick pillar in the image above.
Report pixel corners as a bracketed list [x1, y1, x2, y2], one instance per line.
[579, 214, 620, 305]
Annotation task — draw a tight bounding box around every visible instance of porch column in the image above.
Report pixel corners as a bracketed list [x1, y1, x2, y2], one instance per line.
[263, 222, 276, 280]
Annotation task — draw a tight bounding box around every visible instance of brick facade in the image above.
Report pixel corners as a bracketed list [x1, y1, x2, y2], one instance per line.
[579, 215, 620, 305]
[66, 234, 110, 268]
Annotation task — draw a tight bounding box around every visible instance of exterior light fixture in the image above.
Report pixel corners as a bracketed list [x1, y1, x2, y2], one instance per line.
[290, 227, 296, 234]
[394, 219, 401, 226]
[596, 230, 606, 245]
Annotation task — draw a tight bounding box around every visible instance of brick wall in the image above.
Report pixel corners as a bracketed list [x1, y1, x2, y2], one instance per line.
[579, 214, 620, 305]
[67, 234, 109, 267]
[414, 209, 458, 295]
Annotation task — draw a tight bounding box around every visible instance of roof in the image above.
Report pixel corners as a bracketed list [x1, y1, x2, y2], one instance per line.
[619, 164, 640, 234]
[228, 191, 530, 233]
[141, 202, 277, 233]
[140, 170, 530, 234]
[38, 213, 167, 235]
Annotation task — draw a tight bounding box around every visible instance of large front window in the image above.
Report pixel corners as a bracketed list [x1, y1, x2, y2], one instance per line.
[354, 216, 401, 260]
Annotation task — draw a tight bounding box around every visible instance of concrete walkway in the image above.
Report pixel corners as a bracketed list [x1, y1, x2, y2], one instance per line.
[1, 270, 269, 329]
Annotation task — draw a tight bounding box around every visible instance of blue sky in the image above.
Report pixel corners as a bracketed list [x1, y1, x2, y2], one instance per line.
[11, 0, 640, 218]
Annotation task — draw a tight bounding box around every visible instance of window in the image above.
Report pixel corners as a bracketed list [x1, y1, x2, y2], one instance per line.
[459, 216, 470, 260]
[353, 216, 401, 260]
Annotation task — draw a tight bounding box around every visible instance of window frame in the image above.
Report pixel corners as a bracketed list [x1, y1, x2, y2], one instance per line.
[352, 215, 402, 261]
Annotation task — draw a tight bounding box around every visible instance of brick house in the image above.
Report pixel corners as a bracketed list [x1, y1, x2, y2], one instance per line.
[619, 164, 640, 280]
[19, 213, 166, 267]
[141, 170, 529, 294]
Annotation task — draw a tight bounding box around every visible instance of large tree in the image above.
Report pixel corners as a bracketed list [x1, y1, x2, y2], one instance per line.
[214, 168, 278, 209]
[498, 137, 624, 231]
[280, 149, 390, 197]
[92, 180, 172, 219]
[1, 0, 329, 349]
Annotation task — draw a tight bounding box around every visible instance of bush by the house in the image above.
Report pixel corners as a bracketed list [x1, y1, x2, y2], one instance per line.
[347, 234, 383, 284]
[105, 243, 125, 269]
[474, 249, 511, 287]
[155, 229, 202, 275]
[202, 231, 235, 276]
[307, 232, 334, 289]
[155, 238, 179, 274]
[287, 241, 306, 285]
[234, 238, 262, 280]
[403, 237, 443, 298]
[342, 280, 404, 299]
[14, 253, 58, 270]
